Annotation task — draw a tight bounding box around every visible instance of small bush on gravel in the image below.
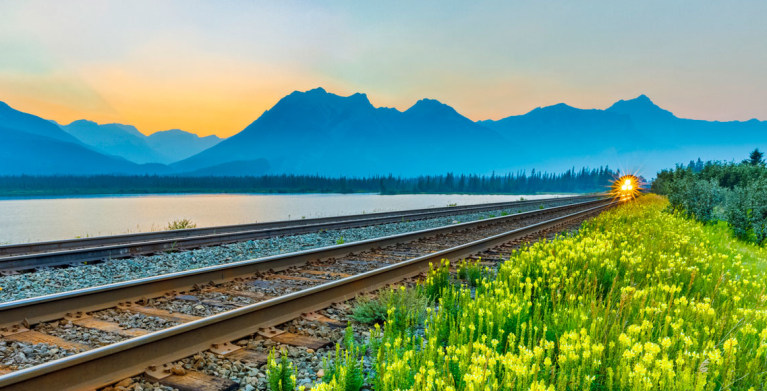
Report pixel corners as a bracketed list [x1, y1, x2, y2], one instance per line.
[350, 295, 387, 325]
[351, 285, 427, 327]
[166, 218, 196, 230]
[267, 348, 296, 391]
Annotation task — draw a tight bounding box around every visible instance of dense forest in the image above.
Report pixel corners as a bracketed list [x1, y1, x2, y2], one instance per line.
[652, 149, 767, 244]
[0, 167, 615, 196]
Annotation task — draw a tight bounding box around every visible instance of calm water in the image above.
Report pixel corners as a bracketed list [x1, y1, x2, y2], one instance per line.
[0, 193, 570, 244]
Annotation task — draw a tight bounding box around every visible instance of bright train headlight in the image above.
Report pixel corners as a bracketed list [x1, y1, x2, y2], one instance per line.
[612, 175, 641, 200]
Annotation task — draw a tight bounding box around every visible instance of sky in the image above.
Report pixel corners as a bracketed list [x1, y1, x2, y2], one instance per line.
[1, 1, 766, 138]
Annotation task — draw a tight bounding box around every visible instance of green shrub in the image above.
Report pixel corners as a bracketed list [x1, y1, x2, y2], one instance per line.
[350, 295, 387, 325]
[665, 177, 723, 222]
[723, 178, 767, 243]
[351, 285, 427, 328]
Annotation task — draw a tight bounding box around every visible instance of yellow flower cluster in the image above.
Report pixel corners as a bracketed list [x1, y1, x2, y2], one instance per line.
[313, 195, 767, 390]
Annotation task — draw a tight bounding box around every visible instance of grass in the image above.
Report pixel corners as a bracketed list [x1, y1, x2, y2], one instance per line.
[310, 195, 767, 390]
[166, 218, 197, 230]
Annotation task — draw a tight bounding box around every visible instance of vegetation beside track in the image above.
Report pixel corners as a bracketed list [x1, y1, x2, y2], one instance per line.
[652, 149, 767, 244]
[308, 195, 767, 390]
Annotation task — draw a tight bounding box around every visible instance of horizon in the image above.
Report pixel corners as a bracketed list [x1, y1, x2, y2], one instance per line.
[2, 1, 766, 137]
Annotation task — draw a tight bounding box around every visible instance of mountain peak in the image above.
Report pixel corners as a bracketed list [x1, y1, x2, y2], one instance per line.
[289, 87, 373, 101]
[348, 92, 371, 105]
[271, 87, 376, 117]
[64, 119, 144, 138]
[528, 102, 580, 115]
[401, 98, 476, 127]
[406, 98, 454, 114]
[634, 93, 652, 102]
[283, 87, 327, 100]
[609, 94, 657, 108]
[607, 94, 675, 120]
[67, 119, 98, 127]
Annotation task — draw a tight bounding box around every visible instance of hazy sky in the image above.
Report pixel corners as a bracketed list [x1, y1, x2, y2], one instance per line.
[1, 1, 766, 137]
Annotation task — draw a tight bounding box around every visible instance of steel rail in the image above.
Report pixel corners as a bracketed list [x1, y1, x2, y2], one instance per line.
[0, 195, 602, 271]
[0, 200, 616, 391]
[0, 198, 610, 329]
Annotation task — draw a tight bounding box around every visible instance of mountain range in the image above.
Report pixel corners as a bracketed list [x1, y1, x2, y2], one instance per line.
[1, 88, 765, 177]
[59, 120, 221, 164]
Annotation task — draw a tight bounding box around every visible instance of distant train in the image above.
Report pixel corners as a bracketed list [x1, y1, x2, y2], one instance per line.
[613, 174, 642, 200]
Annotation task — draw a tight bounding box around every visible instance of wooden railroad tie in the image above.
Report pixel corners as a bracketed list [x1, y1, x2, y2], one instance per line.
[303, 311, 346, 328]
[204, 287, 272, 300]
[64, 312, 149, 338]
[264, 273, 327, 283]
[257, 326, 333, 349]
[302, 269, 353, 278]
[0, 327, 89, 352]
[173, 294, 241, 308]
[117, 303, 202, 323]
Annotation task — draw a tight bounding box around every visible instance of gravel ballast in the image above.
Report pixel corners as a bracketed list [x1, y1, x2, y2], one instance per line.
[0, 198, 585, 302]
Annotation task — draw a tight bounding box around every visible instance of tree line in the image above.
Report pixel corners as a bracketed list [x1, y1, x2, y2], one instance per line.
[0, 167, 615, 196]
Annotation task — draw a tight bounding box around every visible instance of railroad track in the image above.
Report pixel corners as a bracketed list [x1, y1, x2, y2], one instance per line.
[0, 195, 603, 272]
[0, 198, 616, 390]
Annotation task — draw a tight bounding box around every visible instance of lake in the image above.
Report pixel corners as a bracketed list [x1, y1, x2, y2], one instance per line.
[0, 193, 570, 244]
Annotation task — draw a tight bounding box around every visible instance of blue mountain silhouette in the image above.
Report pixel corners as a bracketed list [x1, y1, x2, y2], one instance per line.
[0, 103, 151, 175]
[146, 129, 221, 163]
[1, 89, 765, 177]
[60, 120, 221, 164]
[173, 88, 506, 176]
